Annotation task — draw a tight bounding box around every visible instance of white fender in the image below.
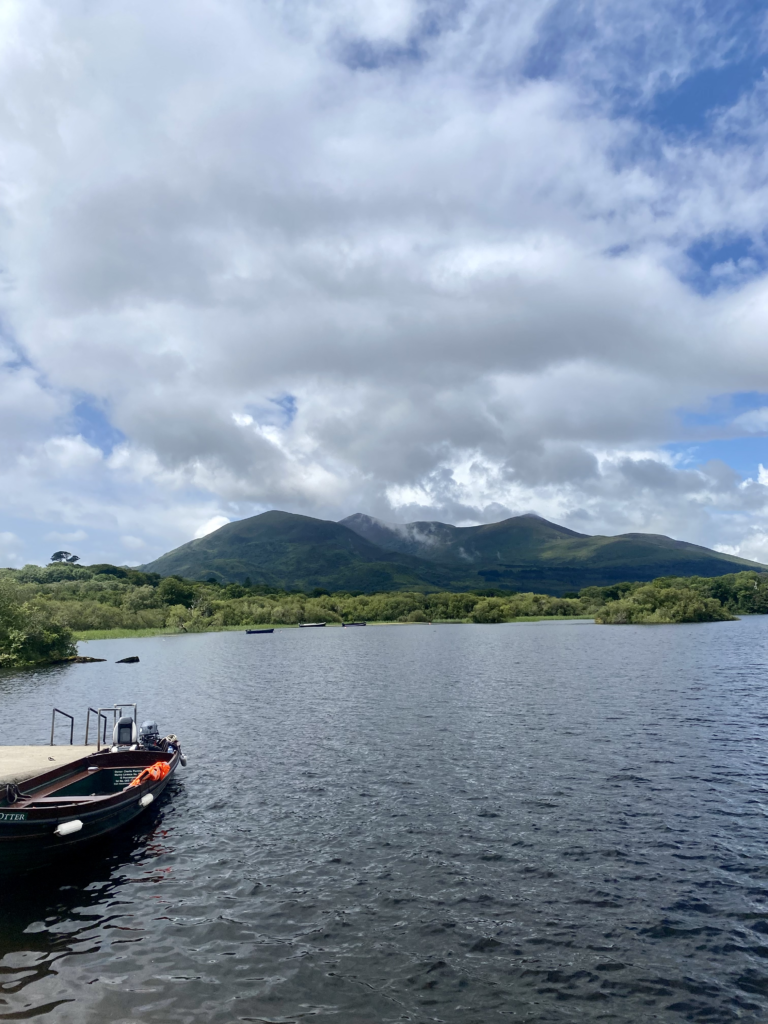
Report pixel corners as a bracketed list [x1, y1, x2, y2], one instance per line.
[139, 792, 154, 808]
[54, 819, 83, 837]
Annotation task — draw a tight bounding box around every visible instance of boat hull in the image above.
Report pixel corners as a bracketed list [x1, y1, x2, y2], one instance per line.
[0, 749, 179, 876]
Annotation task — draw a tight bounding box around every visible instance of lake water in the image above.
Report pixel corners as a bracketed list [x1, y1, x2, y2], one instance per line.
[2, 618, 768, 1023]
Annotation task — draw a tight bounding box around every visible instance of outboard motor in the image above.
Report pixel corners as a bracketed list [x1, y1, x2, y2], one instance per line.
[112, 715, 137, 749]
[138, 720, 161, 749]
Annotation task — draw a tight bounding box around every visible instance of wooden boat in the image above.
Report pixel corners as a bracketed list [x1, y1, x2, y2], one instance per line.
[299, 622, 326, 627]
[0, 713, 183, 876]
[245, 628, 274, 634]
[342, 621, 366, 626]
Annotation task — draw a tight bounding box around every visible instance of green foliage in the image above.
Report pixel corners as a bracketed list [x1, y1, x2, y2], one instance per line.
[10, 563, 93, 583]
[1, 563, 765, 657]
[0, 579, 76, 667]
[470, 594, 585, 622]
[158, 576, 196, 607]
[50, 550, 80, 564]
[594, 585, 735, 624]
[584, 571, 768, 623]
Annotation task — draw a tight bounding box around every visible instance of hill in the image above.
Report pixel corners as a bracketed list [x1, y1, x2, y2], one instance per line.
[138, 511, 459, 592]
[339, 512, 766, 587]
[138, 510, 768, 593]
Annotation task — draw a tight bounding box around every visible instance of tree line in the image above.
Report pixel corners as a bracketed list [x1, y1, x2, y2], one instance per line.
[1, 561, 766, 667]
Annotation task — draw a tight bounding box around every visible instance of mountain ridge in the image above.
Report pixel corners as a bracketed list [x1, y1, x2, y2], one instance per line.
[138, 510, 768, 594]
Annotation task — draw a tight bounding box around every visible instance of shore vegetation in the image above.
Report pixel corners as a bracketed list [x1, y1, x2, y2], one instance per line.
[1, 562, 765, 666]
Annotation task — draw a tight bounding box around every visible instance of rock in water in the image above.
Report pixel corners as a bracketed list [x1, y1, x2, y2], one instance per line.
[116, 656, 140, 663]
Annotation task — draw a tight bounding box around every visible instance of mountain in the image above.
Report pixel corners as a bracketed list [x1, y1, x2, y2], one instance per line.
[340, 512, 768, 588]
[139, 509, 768, 593]
[339, 512, 584, 563]
[138, 510, 459, 592]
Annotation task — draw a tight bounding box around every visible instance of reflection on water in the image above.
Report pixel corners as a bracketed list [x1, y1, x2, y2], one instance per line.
[2, 618, 768, 1022]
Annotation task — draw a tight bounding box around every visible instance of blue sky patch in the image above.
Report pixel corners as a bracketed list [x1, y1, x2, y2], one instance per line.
[670, 392, 768, 477]
[647, 58, 766, 134]
[684, 234, 767, 294]
[666, 436, 768, 479]
[272, 393, 298, 426]
[336, 6, 456, 73]
[678, 391, 768, 430]
[241, 393, 298, 429]
[70, 399, 126, 455]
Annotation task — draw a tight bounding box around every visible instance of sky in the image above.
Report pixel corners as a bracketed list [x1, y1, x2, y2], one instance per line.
[2, 0, 768, 568]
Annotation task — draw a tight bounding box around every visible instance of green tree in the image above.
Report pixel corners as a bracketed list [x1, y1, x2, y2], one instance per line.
[158, 576, 196, 607]
[50, 551, 80, 564]
[0, 579, 76, 666]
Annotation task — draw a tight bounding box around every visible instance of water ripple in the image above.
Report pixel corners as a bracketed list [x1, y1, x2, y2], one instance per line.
[1, 619, 768, 1021]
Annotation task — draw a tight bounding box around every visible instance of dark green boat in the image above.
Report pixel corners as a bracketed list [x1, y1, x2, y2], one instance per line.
[0, 713, 183, 876]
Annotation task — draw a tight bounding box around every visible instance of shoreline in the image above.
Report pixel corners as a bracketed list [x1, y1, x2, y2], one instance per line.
[74, 616, 595, 642]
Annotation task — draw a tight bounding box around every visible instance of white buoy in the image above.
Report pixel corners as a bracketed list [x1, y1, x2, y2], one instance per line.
[54, 819, 83, 837]
[139, 792, 154, 808]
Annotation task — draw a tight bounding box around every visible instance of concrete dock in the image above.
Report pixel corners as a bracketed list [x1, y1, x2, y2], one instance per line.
[0, 746, 97, 787]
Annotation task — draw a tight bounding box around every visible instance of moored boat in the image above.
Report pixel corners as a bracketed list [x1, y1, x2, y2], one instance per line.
[245, 628, 274, 634]
[299, 622, 326, 627]
[0, 710, 184, 876]
[342, 621, 366, 626]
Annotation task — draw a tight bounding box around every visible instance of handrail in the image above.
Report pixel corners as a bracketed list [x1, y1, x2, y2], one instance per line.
[115, 702, 138, 723]
[85, 707, 109, 746]
[92, 703, 138, 751]
[50, 708, 74, 745]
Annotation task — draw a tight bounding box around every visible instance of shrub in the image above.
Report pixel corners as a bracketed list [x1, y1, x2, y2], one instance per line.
[158, 577, 196, 607]
[0, 580, 76, 667]
[595, 585, 735, 624]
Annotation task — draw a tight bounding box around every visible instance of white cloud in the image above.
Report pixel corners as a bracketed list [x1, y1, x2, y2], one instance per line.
[735, 409, 768, 434]
[194, 515, 231, 539]
[1, 0, 768, 563]
[120, 535, 146, 550]
[0, 532, 24, 567]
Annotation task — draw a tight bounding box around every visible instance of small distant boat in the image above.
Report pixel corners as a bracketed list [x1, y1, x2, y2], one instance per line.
[245, 628, 274, 634]
[343, 622, 367, 627]
[299, 622, 326, 628]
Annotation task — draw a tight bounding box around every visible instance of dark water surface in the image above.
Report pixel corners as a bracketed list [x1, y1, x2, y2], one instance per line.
[2, 618, 768, 1023]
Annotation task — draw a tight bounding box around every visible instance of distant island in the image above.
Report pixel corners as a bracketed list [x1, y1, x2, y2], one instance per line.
[138, 509, 768, 594]
[2, 560, 766, 667]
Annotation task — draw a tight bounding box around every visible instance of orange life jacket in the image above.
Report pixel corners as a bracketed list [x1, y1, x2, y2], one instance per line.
[129, 760, 171, 788]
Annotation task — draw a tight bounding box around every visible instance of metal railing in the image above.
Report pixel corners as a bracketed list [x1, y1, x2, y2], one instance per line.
[50, 708, 74, 745]
[89, 703, 138, 751]
[84, 707, 109, 746]
[48, 701, 139, 749]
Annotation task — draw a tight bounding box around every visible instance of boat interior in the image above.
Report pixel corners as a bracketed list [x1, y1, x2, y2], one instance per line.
[1, 750, 175, 808]
[1, 702, 181, 810]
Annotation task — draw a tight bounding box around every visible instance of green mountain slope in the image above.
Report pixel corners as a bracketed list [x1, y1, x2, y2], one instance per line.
[339, 512, 586, 563]
[138, 511, 459, 592]
[139, 509, 768, 593]
[340, 512, 768, 589]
